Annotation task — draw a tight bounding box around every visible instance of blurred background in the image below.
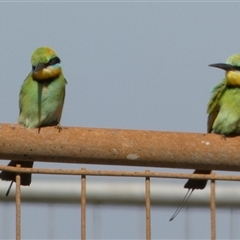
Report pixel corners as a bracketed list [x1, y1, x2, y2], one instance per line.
[1, 1, 240, 239]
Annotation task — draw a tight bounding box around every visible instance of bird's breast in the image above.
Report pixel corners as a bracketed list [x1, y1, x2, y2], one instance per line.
[32, 67, 61, 80]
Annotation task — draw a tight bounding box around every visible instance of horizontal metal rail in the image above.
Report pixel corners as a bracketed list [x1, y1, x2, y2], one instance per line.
[1, 169, 240, 207]
[0, 165, 240, 181]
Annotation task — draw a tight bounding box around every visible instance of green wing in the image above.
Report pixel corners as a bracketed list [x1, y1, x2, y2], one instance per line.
[18, 73, 32, 116]
[207, 79, 227, 133]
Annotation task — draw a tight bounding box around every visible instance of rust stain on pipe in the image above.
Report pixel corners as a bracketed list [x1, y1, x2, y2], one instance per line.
[0, 123, 240, 171]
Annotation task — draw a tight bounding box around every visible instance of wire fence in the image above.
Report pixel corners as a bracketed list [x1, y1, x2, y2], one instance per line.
[1, 123, 240, 240]
[1, 164, 237, 240]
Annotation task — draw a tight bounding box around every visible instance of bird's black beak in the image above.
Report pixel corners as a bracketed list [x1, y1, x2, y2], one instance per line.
[209, 63, 236, 71]
[33, 62, 46, 72]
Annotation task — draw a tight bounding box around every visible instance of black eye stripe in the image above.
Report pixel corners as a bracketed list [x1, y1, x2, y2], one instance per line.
[32, 57, 61, 71]
[48, 57, 61, 66]
[233, 66, 240, 71]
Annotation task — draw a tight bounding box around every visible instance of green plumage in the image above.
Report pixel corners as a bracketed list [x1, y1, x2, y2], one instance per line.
[0, 46, 67, 194]
[18, 72, 66, 128]
[170, 53, 240, 221]
[186, 53, 240, 190]
[208, 84, 240, 135]
[207, 54, 240, 135]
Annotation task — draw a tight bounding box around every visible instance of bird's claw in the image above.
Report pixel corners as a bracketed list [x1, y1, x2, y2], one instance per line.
[56, 124, 62, 132]
[221, 134, 226, 140]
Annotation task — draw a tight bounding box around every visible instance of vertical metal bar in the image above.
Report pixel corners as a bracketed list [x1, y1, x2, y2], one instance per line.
[145, 170, 151, 240]
[81, 168, 86, 240]
[210, 173, 216, 240]
[16, 164, 21, 240]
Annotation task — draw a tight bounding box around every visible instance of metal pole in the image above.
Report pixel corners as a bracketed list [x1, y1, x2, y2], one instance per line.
[1, 124, 240, 171]
[210, 176, 216, 240]
[81, 168, 86, 240]
[15, 164, 21, 240]
[145, 170, 151, 240]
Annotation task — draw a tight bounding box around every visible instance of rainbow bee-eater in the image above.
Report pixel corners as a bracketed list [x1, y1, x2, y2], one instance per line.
[170, 53, 240, 221]
[0, 46, 67, 196]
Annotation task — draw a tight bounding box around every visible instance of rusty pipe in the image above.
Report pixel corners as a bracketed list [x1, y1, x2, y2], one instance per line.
[0, 124, 240, 171]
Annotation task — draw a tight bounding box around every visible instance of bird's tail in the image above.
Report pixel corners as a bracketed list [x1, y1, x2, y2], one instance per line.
[0, 161, 33, 196]
[184, 170, 211, 189]
[169, 188, 194, 221]
[169, 169, 211, 221]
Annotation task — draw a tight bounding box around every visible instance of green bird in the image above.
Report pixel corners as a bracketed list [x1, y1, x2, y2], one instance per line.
[0, 46, 67, 196]
[170, 53, 240, 221]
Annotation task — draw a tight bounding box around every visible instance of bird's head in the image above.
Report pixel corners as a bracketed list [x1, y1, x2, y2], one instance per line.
[209, 54, 240, 87]
[31, 47, 62, 80]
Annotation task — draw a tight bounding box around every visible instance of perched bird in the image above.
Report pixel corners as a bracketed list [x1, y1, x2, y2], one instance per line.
[170, 53, 240, 221]
[0, 46, 67, 196]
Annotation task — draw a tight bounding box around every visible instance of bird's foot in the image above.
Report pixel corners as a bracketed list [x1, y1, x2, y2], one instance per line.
[221, 134, 226, 140]
[56, 124, 62, 132]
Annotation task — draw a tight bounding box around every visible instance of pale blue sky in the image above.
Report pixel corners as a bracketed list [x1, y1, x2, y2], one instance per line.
[1, 1, 240, 239]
